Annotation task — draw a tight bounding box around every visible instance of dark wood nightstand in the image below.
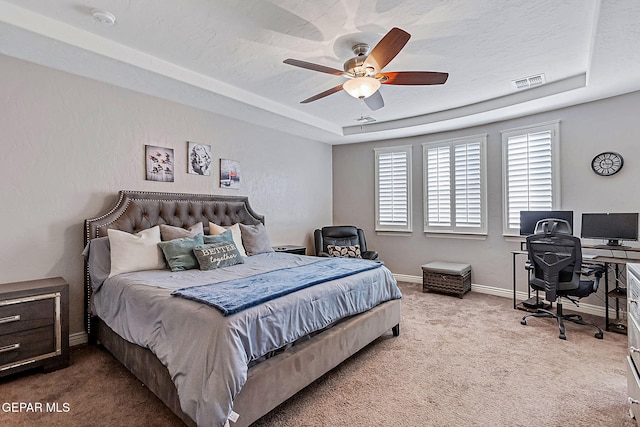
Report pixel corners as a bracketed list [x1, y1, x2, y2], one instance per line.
[273, 245, 307, 255]
[0, 277, 69, 377]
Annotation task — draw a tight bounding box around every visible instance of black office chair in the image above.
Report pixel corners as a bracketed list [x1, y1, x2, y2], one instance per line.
[314, 226, 379, 261]
[520, 219, 605, 340]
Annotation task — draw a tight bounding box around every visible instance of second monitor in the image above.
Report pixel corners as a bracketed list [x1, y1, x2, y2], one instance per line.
[581, 212, 639, 248]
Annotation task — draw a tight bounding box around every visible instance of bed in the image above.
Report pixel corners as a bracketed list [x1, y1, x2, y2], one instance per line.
[84, 190, 402, 427]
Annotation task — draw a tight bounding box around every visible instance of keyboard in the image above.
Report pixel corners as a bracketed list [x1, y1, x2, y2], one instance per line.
[583, 254, 598, 260]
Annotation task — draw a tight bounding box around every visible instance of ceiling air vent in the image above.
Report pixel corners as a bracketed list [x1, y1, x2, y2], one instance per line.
[355, 116, 376, 124]
[512, 73, 545, 90]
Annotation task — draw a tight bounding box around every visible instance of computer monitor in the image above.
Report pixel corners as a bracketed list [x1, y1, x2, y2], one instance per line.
[581, 213, 639, 247]
[519, 210, 574, 236]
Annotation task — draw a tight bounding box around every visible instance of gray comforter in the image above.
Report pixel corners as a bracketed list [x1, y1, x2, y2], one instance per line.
[93, 252, 401, 427]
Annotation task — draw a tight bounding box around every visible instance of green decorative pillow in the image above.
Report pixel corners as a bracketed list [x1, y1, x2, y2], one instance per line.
[193, 241, 245, 270]
[203, 230, 234, 244]
[158, 234, 204, 271]
[327, 244, 362, 258]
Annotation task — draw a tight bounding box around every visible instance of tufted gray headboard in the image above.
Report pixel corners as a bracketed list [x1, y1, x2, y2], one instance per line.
[83, 190, 265, 334]
[85, 190, 264, 241]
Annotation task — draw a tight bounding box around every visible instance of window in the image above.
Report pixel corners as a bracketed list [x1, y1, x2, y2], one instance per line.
[502, 121, 560, 235]
[375, 145, 412, 232]
[423, 135, 487, 234]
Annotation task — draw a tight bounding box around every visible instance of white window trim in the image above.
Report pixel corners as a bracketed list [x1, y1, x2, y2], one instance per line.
[501, 120, 561, 236]
[374, 145, 412, 233]
[422, 134, 488, 235]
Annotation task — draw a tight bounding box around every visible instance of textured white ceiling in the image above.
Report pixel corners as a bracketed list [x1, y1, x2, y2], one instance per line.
[1, 0, 639, 144]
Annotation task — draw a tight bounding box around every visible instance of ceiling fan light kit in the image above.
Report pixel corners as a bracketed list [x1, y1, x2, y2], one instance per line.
[343, 77, 381, 99]
[283, 27, 448, 111]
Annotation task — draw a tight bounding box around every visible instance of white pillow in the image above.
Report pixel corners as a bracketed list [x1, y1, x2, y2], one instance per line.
[107, 226, 165, 277]
[225, 223, 247, 257]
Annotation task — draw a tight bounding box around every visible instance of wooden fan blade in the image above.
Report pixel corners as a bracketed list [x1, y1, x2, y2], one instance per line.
[283, 59, 346, 76]
[364, 90, 384, 111]
[300, 84, 344, 103]
[379, 71, 449, 85]
[364, 27, 411, 72]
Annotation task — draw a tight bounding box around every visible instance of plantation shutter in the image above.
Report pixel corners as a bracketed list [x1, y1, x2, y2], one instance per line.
[375, 146, 412, 232]
[426, 146, 451, 227]
[454, 142, 482, 228]
[506, 130, 553, 230]
[424, 135, 486, 234]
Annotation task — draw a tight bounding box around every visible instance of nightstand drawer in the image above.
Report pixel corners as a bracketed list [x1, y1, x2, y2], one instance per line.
[0, 327, 56, 367]
[0, 278, 68, 377]
[0, 298, 54, 335]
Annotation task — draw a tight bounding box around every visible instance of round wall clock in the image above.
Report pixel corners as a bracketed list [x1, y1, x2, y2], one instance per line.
[591, 152, 624, 176]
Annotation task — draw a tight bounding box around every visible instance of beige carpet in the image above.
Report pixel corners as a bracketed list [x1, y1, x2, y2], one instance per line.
[0, 282, 634, 426]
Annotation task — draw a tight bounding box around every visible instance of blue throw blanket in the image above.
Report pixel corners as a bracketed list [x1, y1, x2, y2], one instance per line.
[172, 257, 382, 315]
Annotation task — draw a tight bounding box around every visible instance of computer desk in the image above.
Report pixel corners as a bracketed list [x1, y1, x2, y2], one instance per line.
[512, 245, 640, 333]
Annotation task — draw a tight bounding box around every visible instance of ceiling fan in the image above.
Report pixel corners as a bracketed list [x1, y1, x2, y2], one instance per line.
[283, 27, 448, 111]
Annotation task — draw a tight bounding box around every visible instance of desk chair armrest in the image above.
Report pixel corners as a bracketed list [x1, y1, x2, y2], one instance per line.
[581, 263, 605, 278]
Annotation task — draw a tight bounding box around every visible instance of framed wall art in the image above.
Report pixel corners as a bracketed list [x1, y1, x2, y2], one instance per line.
[187, 142, 212, 176]
[145, 145, 174, 182]
[220, 159, 240, 189]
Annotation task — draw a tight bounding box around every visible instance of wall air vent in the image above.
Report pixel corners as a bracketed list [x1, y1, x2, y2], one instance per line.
[512, 73, 546, 90]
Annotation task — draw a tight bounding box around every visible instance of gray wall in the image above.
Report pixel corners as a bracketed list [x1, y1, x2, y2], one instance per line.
[333, 90, 640, 303]
[0, 54, 333, 336]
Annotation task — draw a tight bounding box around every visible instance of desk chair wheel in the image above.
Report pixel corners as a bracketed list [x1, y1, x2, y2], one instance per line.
[520, 319, 527, 325]
[595, 331, 603, 339]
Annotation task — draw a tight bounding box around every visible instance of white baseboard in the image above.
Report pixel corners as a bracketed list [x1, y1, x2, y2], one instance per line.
[69, 331, 88, 347]
[393, 274, 606, 318]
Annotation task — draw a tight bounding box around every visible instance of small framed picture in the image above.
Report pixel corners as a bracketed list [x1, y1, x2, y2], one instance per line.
[187, 142, 212, 176]
[220, 159, 240, 189]
[145, 145, 174, 182]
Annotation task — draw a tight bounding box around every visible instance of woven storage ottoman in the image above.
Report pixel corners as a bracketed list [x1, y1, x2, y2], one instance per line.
[422, 261, 472, 298]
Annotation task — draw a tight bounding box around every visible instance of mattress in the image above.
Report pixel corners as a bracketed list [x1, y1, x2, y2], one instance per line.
[93, 252, 401, 427]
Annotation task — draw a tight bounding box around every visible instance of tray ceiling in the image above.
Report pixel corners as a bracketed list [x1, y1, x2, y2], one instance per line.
[1, 0, 639, 144]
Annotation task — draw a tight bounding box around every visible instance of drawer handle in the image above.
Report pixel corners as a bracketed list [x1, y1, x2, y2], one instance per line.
[630, 299, 639, 305]
[629, 397, 640, 405]
[0, 358, 35, 372]
[0, 314, 20, 324]
[632, 347, 640, 354]
[0, 343, 20, 353]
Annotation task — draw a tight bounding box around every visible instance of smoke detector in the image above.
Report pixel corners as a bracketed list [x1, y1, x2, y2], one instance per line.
[512, 73, 545, 90]
[92, 10, 116, 26]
